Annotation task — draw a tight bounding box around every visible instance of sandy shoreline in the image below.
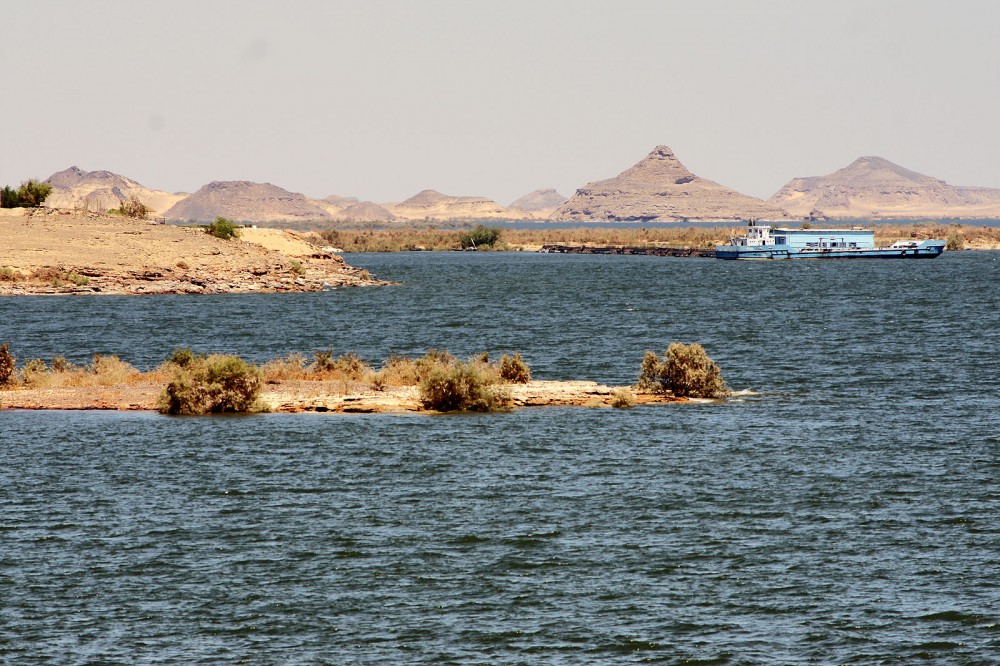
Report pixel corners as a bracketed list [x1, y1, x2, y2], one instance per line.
[0, 380, 691, 413]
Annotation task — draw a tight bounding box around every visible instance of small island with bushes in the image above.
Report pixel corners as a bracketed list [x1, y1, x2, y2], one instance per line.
[0, 342, 732, 414]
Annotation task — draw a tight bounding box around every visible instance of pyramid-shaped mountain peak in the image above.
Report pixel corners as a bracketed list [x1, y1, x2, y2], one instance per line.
[552, 145, 787, 222]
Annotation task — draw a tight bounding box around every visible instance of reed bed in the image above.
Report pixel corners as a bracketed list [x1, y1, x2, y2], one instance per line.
[309, 223, 1000, 253]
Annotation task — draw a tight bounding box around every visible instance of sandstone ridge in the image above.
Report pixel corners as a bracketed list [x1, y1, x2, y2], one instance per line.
[0, 208, 382, 295]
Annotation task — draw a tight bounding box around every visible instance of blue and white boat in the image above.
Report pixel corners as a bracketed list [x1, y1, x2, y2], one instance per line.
[715, 222, 945, 260]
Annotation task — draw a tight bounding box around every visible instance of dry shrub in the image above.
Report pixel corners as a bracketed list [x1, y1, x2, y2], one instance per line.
[368, 355, 418, 389]
[498, 353, 531, 384]
[0, 343, 15, 386]
[19, 358, 49, 387]
[328, 352, 371, 381]
[637, 342, 729, 399]
[159, 355, 264, 415]
[120, 195, 149, 219]
[1, 267, 25, 282]
[610, 387, 636, 409]
[89, 354, 140, 386]
[419, 358, 511, 413]
[261, 353, 310, 381]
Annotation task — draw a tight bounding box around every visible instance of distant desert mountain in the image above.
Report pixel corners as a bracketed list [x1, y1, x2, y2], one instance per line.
[338, 201, 396, 222]
[509, 189, 567, 213]
[769, 156, 1000, 219]
[163, 181, 333, 223]
[552, 146, 788, 222]
[389, 189, 513, 221]
[43, 166, 184, 216]
[314, 194, 361, 218]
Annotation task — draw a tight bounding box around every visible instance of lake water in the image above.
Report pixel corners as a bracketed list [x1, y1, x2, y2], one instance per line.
[2, 252, 999, 663]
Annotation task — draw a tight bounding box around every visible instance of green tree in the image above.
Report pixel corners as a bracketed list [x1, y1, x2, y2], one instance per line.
[0, 186, 19, 208]
[206, 216, 240, 240]
[459, 225, 501, 249]
[15, 179, 53, 207]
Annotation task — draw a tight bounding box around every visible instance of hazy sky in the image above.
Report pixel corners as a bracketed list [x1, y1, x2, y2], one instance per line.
[6, 0, 999, 204]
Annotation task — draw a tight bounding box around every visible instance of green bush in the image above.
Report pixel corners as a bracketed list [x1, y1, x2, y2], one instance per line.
[459, 225, 501, 250]
[0, 343, 16, 386]
[419, 358, 511, 412]
[0, 186, 18, 208]
[946, 234, 964, 251]
[158, 354, 264, 415]
[14, 179, 53, 207]
[206, 216, 240, 240]
[498, 352, 531, 384]
[636, 342, 729, 398]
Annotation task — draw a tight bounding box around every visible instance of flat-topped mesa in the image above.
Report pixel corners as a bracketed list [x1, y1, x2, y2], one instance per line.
[163, 180, 334, 223]
[552, 145, 789, 222]
[769, 156, 1000, 219]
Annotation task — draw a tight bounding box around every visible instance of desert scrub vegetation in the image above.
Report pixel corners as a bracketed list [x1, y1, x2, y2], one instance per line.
[311, 226, 741, 252]
[610, 387, 637, 409]
[0, 343, 15, 386]
[498, 353, 531, 384]
[118, 194, 150, 219]
[0, 267, 25, 282]
[872, 222, 1000, 249]
[0, 346, 141, 389]
[206, 216, 240, 240]
[159, 354, 265, 415]
[637, 342, 729, 399]
[418, 355, 512, 412]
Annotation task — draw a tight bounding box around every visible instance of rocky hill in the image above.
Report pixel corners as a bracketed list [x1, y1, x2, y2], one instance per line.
[389, 189, 513, 221]
[162, 181, 333, 223]
[43, 166, 184, 216]
[552, 146, 788, 222]
[509, 189, 567, 219]
[768, 156, 1000, 219]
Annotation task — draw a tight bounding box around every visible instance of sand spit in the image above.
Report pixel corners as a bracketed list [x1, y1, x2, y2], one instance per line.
[0, 208, 385, 295]
[0, 381, 693, 413]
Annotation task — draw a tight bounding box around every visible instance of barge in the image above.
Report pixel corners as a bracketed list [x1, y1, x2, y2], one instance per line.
[715, 222, 945, 260]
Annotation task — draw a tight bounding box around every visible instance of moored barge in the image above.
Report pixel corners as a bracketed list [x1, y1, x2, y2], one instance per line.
[715, 222, 945, 260]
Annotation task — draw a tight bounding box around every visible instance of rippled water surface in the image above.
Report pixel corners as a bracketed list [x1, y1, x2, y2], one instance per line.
[2, 252, 999, 663]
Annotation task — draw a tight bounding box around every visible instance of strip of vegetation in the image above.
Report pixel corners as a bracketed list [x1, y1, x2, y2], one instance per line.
[0, 341, 733, 413]
[304, 223, 1000, 254]
[0, 344, 535, 415]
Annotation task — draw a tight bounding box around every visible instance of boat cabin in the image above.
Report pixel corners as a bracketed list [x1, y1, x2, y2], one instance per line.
[729, 222, 875, 251]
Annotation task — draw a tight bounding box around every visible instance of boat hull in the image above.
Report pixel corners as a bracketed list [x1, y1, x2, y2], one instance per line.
[715, 240, 945, 260]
